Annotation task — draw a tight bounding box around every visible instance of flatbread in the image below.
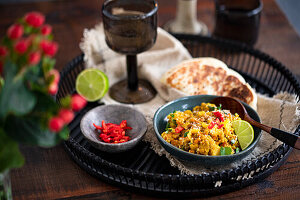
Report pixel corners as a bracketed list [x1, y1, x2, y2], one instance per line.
[161, 57, 257, 109]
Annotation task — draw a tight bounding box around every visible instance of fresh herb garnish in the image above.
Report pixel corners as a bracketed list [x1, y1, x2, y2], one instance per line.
[208, 106, 215, 111]
[184, 131, 189, 137]
[217, 104, 222, 110]
[166, 128, 173, 134]
[220, 147, 232, 155]
[235, 147, 240, 153]
[173, 110, 177, 113]
[165, 122, 170, 130]
[170, 113, 174, 118]
[172, 119, 177, 126]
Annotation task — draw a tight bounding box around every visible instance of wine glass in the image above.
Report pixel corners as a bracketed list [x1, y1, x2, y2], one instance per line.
[102, 0, 158, 104]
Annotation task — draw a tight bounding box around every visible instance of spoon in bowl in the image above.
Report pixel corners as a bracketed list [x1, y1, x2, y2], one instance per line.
[212, 96, 300, 150]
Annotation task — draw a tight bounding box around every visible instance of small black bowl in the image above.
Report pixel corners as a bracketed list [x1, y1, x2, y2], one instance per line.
[80, 104, 147, 153]
[153, 95, 261, 166]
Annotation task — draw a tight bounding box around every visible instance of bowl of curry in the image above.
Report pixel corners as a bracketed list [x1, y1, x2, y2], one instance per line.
[153, 95, 261, 165]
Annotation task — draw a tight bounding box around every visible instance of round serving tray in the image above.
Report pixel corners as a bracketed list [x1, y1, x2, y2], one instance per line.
[57, 34, 300, 197]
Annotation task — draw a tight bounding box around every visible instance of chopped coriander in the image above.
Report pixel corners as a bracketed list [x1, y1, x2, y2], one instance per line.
[165, 122, 170, 130]
[217, 104, 222, 110]
[184, 131, 189, 137]
[235, 147, 240, 153]
[166, 128, 173, 134]
[172, 119, 177, 126]
[220, 147, 232, 155]
[170, 113, 174, 118]
[173, 110, 177, 113]
[208, 106, 215, 111]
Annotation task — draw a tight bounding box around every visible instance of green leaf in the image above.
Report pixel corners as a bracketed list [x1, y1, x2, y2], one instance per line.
[24, 25, 33, 34]
[165, 122, 170, 131]
[220, 147, 232, 155]
[59, 126, 69, 140]
[217, 104, 222, 110]
[42, 57, 56, 74]
[0, 128, 24, 173]
[60, 95, 71, 108]
[235, 147, 240, 153]
[33, 91, 58, 114]
[0, 78, 36, 117]
[4, 115, 62, 147]
[0, 61, 36, 117]
[0, 77, 4, 92]
[208, 106, 215, 111]
[184, 131, 189, 137]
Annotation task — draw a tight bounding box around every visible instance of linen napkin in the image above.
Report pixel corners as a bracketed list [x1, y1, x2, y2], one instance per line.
[80, 23, 300, 174]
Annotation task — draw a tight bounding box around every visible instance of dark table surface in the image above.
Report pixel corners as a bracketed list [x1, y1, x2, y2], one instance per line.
[0, 0, 300, 199]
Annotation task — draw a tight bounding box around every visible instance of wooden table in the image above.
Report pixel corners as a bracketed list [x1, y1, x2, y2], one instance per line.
[0, 0, 299, 199]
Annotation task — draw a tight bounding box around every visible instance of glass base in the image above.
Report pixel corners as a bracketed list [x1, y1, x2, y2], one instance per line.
[109, 79, 157, 104]
[0, 170, 12, 200]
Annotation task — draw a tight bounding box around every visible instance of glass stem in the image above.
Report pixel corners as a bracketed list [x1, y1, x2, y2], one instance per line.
[126, 55, 138, 91]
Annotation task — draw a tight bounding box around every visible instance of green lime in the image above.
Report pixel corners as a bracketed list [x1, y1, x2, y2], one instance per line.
[232, 120, 254, 150]
[75, 68, 109, 102]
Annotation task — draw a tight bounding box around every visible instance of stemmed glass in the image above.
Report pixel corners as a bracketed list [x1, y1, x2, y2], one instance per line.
[102, 0, 158, 104]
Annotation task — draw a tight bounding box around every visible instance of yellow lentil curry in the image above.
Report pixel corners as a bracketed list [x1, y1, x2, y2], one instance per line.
[161, 103, 241, 156]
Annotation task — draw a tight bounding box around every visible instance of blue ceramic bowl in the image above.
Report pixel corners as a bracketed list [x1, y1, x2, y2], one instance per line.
[153, 95, 261, 166]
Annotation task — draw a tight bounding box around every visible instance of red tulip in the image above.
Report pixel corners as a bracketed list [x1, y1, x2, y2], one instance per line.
[28, 51, 41, 65]
[48, 82, 58, 95]
[48, 116, 64, 132]
[0, 61, 3, 76]
[41, 24, 52, 36]
[58, 109, 74, 124]
[25, 12, 45, 28]
[71, 94, 87, 111]
[14, 39, 29, 54]
[7, 24, 23, 39]
[40, 40, 58, 57]
[0, 46, 8, 57]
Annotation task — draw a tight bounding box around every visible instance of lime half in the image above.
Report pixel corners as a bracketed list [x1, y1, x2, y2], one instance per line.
[232, 120, 254, 150]
[76, 68, 109, 102]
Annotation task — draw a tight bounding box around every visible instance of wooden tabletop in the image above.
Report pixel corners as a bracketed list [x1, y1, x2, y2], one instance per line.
[1, 0, 299, 199]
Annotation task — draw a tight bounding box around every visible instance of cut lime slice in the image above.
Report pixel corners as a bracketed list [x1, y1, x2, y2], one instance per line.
[232, 120, 254, 150]
[75, 68, 109, 102]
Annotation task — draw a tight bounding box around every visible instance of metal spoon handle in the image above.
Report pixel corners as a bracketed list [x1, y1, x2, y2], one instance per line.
[270, 128, 300, 150]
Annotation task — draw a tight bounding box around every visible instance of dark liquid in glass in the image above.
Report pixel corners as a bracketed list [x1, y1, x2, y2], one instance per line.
[213, 0, 262, 46]
[102, 0, 158, 104]
[103, 2, 157, 54]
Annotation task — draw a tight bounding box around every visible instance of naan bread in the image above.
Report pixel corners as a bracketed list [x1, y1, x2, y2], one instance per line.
[161, 57, 257, 109]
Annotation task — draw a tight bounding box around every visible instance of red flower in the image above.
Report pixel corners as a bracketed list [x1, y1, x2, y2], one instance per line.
[71, 94, 87, 111]
[58, 109, 74, 124]
[48, 82, 58, 95]
[0, 46, 8, 57]
[28, 51, 41, 65]
[25, 12, 45, 28]
[40, 40, 58, 57]
[14, 39, 29, 54]
[41, 24, 52, 36]
[48, 69, 60, 84]
[7, 24, 23, 39]
[48, 117, 64, 132]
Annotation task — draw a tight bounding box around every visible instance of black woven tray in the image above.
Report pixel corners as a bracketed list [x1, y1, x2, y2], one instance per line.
[57, 34, 300, 197]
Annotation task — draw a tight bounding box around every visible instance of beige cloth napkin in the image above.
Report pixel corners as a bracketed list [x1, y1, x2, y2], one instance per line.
[80, 23, 300, 174]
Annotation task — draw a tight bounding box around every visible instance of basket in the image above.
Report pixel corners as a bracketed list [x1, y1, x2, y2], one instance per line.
[57, 34, 300, 197]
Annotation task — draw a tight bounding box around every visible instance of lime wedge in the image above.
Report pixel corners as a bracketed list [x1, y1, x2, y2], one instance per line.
[232, 120, 254, 150]
[75, 68, 109, 102]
